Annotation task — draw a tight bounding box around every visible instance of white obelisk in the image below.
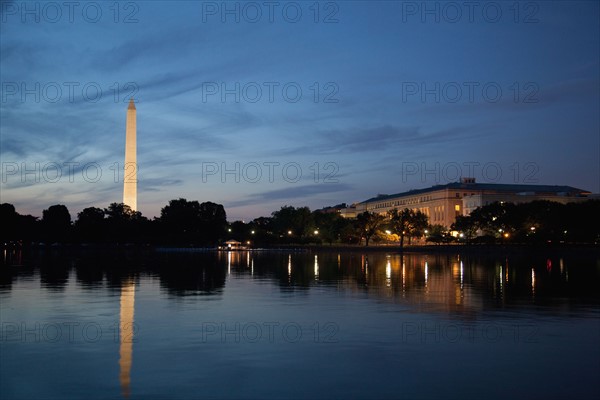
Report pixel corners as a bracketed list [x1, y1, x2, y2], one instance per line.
[123, 99, 137, 211]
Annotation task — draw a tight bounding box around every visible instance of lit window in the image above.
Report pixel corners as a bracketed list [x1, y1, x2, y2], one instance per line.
[455, 205, 460, 211]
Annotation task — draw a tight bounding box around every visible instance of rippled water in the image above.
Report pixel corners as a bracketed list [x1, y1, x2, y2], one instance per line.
[1, 248, 599, 399]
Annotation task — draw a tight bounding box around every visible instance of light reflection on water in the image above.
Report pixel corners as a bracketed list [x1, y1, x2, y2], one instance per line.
[118, 279, 135, 398]
[1, 249, 599, 399]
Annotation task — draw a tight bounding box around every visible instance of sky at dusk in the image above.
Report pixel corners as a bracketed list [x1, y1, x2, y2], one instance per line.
[1, 0, 599, 221]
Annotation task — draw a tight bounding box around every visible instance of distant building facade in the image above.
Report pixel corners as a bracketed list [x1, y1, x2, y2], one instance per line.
[340, 178, 590, 228]
[315, 203, 347, 214]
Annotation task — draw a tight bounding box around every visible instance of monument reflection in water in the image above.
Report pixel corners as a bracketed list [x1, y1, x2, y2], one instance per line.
[118, 279, 135, 398]
[0, 248, 598, 399]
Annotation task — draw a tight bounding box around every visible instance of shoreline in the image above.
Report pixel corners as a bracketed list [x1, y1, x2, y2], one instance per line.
[5, 242, 598, 257]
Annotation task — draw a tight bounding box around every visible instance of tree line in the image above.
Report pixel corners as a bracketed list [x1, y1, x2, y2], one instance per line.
[2, 199, 598, 247]
[451, 199, 600, 244]
[0, 200, 227, 246]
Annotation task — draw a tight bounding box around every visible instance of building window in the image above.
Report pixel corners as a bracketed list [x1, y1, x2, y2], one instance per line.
[455, 205, 460, 211]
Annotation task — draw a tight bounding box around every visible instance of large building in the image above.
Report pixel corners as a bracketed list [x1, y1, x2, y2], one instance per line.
[341, 178, 590, 228]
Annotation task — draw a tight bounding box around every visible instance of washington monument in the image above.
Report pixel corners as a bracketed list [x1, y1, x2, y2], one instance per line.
[123, 98, 137, 211]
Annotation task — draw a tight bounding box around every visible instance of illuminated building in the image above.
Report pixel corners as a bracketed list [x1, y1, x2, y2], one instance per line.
[341, 178, 590, 228]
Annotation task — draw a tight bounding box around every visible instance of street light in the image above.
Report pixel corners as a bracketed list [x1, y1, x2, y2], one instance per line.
[314, 230, 319, 235]
[288, 230, 292, 235]
[251, 230, 255, 234]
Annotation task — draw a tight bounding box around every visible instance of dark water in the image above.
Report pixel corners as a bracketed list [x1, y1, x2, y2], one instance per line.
[1, 248, 599, 400]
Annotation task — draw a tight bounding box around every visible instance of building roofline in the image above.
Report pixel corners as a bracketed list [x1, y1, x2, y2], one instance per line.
[361, 182, 590, 204]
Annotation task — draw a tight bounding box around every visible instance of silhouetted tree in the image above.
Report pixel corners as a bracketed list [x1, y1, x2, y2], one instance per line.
[75, 207, 106, 242]
[198, 202, 227, 245]
[426, 224, 448, 244]
[1, 203, 40, 244]
[313, 212, 335, 244]
[355, 211, 385, 246]
[271, 206, 313, 240]
[388, 208, 428, 248]
[468, 201, 516, 238]
[105, 203, 139, 221]
[248, 217, 274, 245]
[42, 204, 72, 242]
[563, 200, 600, 243]
[228, 220, 249, 241]
[452, 216, 477, 242]
[313, 211, 353, 245]
[104, 203, 146, 243]
[1, 203, 19, 242]
[160, 198, 202, 244]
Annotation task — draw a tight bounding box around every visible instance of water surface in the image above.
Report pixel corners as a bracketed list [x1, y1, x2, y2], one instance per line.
[1, 249, 599, 399]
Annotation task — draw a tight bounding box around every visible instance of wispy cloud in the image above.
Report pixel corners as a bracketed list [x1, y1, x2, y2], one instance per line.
[227, 183, 353, 208]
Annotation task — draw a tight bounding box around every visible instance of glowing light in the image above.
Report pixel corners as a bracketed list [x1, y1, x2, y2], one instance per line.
[251, 230, 255, 234]
[560, 258, 564, 274]
[288, 230, 292, 235]
[314, 255, 319, 280]
[385, 230, 391, 235]
[402, 262, 406, 292]
[386, 260, 391, 287]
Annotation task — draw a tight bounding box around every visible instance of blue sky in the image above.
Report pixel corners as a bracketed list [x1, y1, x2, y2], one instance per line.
[1, 1, 598, 221]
